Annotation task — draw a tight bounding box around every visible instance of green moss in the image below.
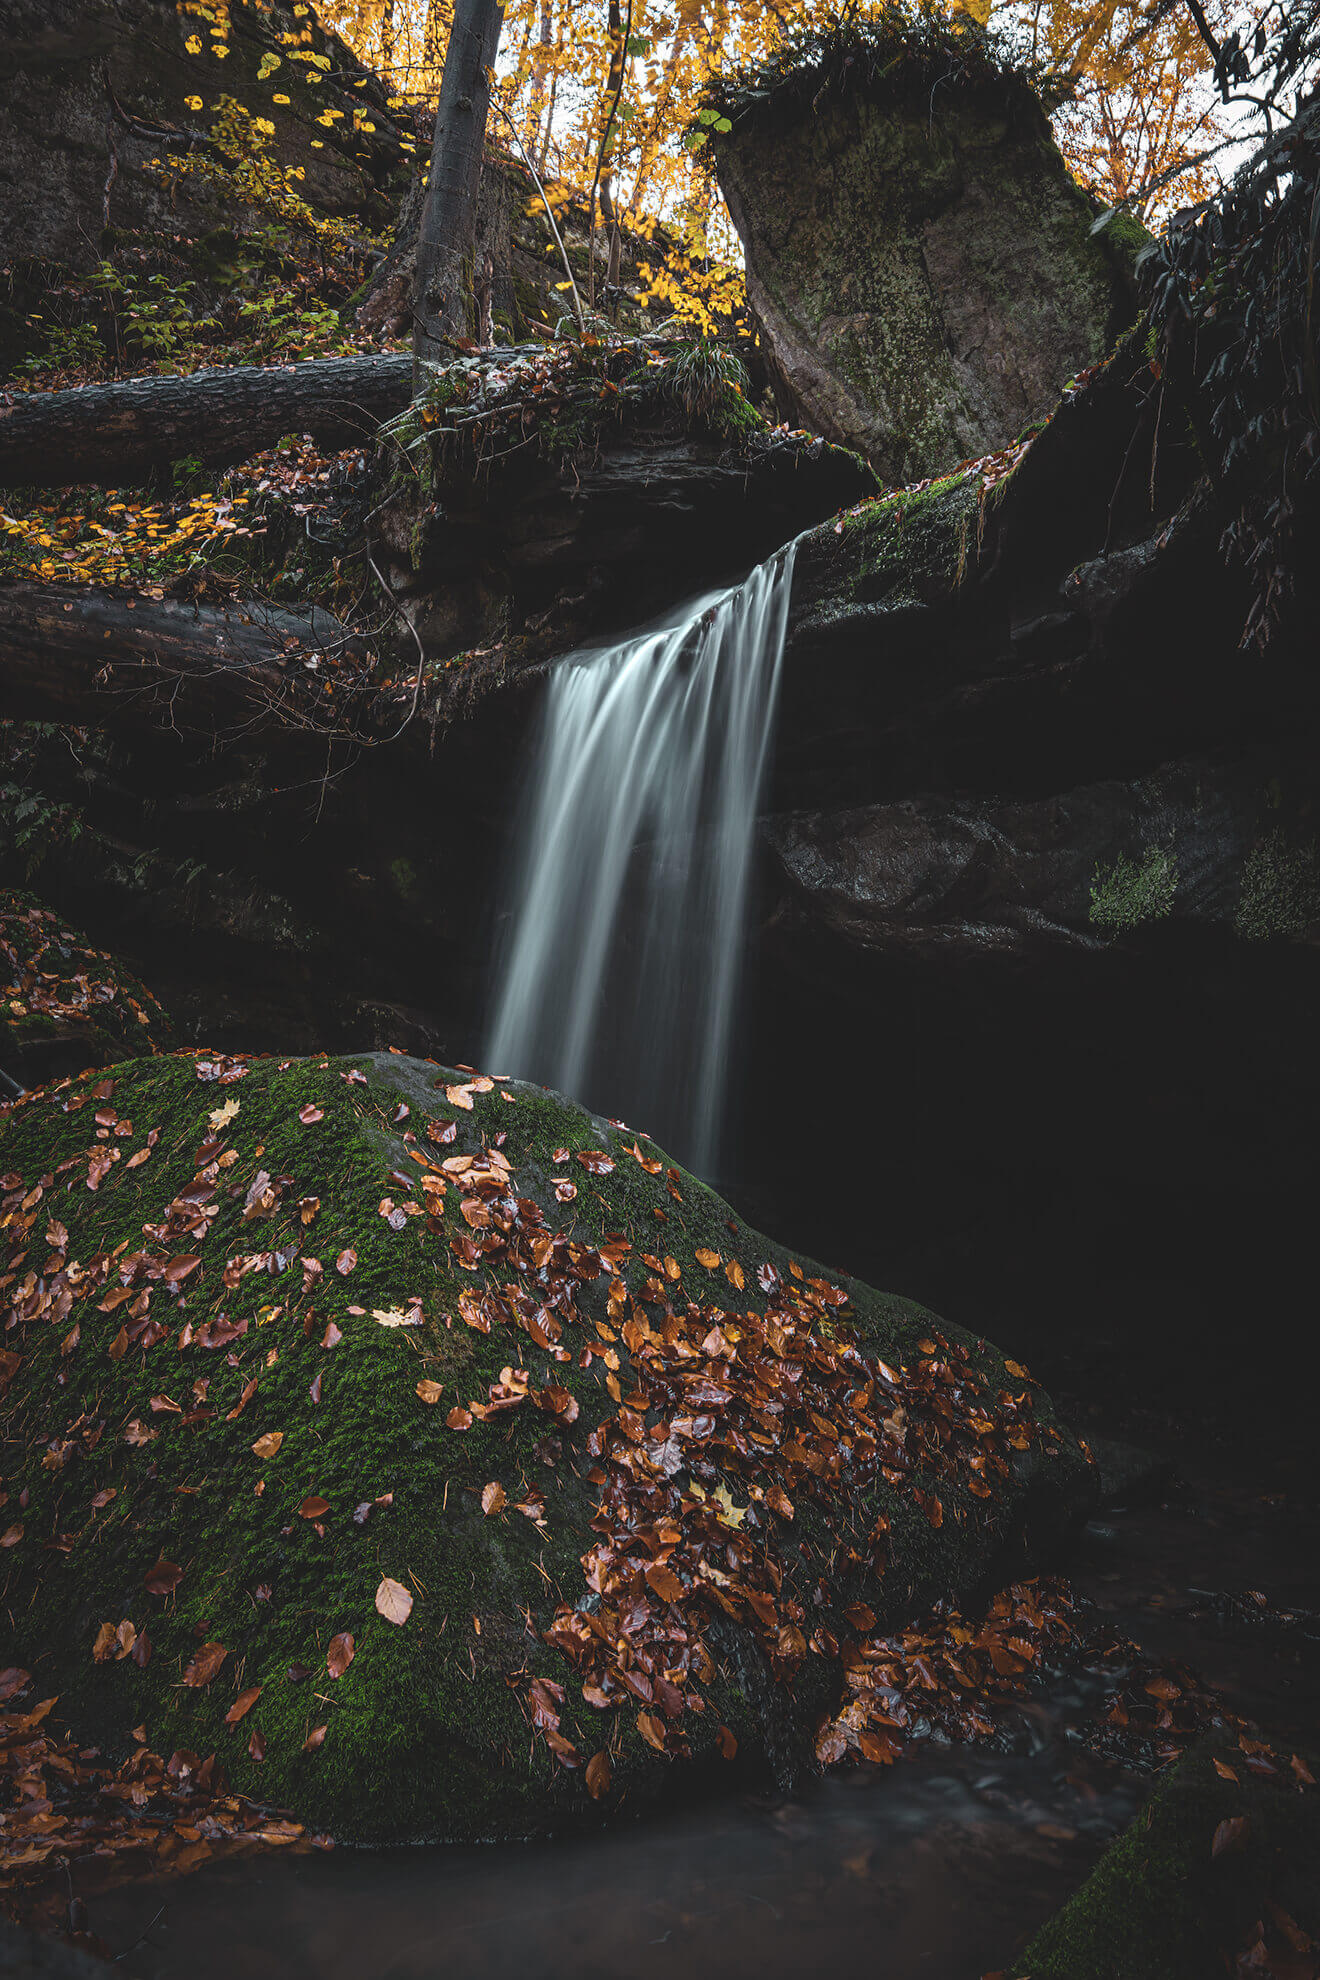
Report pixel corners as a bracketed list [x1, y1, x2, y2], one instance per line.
[821, 471, 983, 606]
[0, 1049, 1093, 1846]
[1096, 206, 1154, 271]
[1235, 830, 1320, 941]
[1017, 1738, 1320, 1979]
[1089, 845, 1178, 935]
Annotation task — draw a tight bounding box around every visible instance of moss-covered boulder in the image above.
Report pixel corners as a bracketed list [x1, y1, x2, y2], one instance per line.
[709, 21, 1140, 480]
[0, 1048, 1095, 1844]
[1016, 1737, 1320, 1979]
[0, 889, 173, 1087]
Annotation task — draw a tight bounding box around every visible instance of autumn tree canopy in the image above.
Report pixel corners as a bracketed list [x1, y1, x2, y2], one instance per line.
[323, 0, 1247, 277]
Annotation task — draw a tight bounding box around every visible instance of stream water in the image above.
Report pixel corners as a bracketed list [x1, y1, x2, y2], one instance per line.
[69, 1447, 1320, 1980]
[486, 544, 796, 1176]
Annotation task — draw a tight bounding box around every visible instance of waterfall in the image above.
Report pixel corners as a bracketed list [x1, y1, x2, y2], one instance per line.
[486, 542, 796, 1176]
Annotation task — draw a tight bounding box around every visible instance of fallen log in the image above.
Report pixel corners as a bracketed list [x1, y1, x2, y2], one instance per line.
[0, 580, 364, 736]
[0, 354, 414, 489]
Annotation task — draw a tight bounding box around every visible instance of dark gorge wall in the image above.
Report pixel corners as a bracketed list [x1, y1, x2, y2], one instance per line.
[724, 353, 1320, 1460]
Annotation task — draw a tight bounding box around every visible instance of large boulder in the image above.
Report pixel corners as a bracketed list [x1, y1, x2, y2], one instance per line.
[0, 1048, 1094, 1847]
[710, 25, 1140, 479]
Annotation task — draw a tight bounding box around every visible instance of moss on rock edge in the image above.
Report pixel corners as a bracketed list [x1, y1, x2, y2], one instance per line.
[1015, 1737, 1320, 1979]
[0, 1049, 1095, 1845]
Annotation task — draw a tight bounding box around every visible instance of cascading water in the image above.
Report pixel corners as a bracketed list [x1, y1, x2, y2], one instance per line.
[486, 541, 796, 1176]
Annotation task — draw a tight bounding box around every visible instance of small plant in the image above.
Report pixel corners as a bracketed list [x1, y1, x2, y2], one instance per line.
[662, 337, 750, 424]
[1235, 831, 1320, 941]
[1089, 845, 1178, 935]
[18, 320, 105, 380]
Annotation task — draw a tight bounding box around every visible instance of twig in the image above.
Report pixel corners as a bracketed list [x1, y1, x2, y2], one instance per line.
[490, 96, 583, 330]
[368, 553, 429, 742]
[113, 1904, 167, 1961]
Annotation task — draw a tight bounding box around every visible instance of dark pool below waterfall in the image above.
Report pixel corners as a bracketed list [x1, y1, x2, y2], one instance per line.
[70, 1740, 1143, 1980]
[70, 1452, 1320, 1980]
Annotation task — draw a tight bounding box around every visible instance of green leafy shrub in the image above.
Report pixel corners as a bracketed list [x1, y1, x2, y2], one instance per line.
[1089, 846, 1178, 934]
[1235, 831, 1320, 942]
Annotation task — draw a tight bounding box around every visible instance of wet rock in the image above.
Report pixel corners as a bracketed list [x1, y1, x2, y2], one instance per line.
[1016, 1736, 1320, 1979]
[373, 402, 877, 661]
[762, 755, 1289, 968]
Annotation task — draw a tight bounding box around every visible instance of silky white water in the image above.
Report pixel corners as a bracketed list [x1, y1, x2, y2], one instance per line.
[486, 543, 796, 1175]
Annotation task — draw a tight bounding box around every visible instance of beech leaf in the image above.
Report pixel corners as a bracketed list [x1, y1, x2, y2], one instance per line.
[375, 1576, 413, 1625]
[327, 1632, 355, 1679]
[225, 1685, 261, 1724]
[182, 1641, 227, 1687]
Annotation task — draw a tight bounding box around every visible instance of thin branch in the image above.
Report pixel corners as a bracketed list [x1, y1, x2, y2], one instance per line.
[489, 93, 584, 328]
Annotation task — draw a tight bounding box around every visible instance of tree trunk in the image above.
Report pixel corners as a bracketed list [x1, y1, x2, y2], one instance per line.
[593, 0, 631, 298]
[527, 0, 553, 164]
[0, 581, 363, 737]
[413, 0, 505, 376]
[0, 355, 414, 488]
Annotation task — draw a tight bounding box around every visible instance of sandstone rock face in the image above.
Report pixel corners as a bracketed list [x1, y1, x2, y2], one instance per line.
[374, 415, 878, 662]
[714, 71, 1139, 480]
[763, 757, 1278, 967]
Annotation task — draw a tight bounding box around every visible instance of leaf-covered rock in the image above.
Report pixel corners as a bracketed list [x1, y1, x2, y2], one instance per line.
[0, 1048, 1095, 1845]
[0, 889, 174, 1086]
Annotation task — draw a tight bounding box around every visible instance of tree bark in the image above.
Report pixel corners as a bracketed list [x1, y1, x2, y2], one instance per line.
[0, 355, 414, 490]
[0, 581, 362, 737]
[592, 0, 632, 299]
[412, 0, 505, 376]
